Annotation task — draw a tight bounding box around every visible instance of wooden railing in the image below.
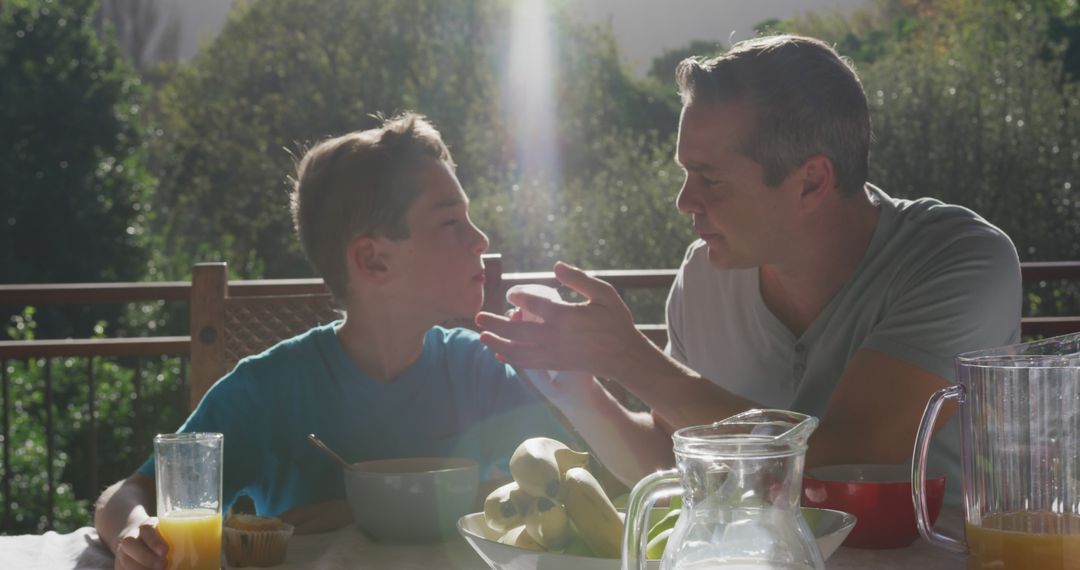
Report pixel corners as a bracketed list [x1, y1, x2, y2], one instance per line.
[1, 261, 1079, 532]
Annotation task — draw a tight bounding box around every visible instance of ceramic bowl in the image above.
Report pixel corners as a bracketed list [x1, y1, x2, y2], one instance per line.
[344, 457, 478, 543]
[457, 506, 855, 570]
[802, 463, 945, 549]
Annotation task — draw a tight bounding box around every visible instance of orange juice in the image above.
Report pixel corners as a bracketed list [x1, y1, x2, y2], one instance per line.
[158, 508, 222, 570]
[966, 512, 1080, 570]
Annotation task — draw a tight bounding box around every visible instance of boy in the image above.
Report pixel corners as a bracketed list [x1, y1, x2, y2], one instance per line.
[94, 113, 572, 569]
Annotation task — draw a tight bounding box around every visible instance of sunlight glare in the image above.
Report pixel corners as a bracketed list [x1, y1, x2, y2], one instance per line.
[506, 0, 559, 185]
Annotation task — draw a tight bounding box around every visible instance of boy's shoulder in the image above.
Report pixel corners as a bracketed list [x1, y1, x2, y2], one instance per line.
[426, 324, 482, 346]
[424, 325, 506, 375]
[228, 322, 339, 382]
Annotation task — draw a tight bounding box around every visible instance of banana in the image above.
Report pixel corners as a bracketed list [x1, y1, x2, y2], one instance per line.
[524, 497, 571, 551]
[483, 481, 533, 533]
[508, 437, 589, 499]
[647, 508, 680, 542]
[646, 527, 674, 560]
[563, 523, 593, 557]
[560, 466, 624, 559]
[498, 525, 544, 551]
[555, 447, 591, 474]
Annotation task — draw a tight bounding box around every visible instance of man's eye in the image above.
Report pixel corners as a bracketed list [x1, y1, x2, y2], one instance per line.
[701, 175, 721, 186]
[444, 219, 459, 226]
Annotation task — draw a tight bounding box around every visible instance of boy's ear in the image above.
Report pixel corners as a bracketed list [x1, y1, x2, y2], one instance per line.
[346, 235, 391, 285]
[798, 154, 836, 210]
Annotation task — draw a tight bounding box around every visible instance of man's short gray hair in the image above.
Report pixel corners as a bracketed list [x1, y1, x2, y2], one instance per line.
[676, 35, 871, 196]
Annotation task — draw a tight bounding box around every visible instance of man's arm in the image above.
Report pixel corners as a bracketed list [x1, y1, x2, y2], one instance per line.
[807, 348, 956, 467]
[477, 262, 956, 473]
[94, 472, 169, 570]
[514, 368, 675, 486]
[477, 262, 757, 429]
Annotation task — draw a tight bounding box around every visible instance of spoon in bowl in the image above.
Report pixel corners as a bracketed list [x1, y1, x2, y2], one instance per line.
[307, 433, 357, 471]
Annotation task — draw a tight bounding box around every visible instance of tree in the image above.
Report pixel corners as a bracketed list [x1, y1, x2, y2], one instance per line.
[95, 0, 181, 73]
[774, 0, 1080, 316]
[0, 0, 152, 337]
[647, 39, 726, 85]
[148, 0, 681, 280]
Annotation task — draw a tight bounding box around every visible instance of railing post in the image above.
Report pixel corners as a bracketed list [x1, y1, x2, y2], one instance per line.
[481, 253, 503, 314]
[2, 358, 9, 533]
[134, 361, 144, 459]
[189, 263, 227, 412]
[87, 358, 97, 501]
[45, 358, 54, 530]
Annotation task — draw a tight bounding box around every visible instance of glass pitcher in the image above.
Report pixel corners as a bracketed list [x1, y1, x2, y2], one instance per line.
[913, 332, 1080, 569]
[623, 409, 824, 570]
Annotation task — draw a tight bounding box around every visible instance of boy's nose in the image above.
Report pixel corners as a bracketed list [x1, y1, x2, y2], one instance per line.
[472, 225, 490, 255]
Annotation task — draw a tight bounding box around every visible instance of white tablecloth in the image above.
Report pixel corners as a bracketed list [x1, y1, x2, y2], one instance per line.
[0, 525, 486, 570]
[0, 522, 967, 570]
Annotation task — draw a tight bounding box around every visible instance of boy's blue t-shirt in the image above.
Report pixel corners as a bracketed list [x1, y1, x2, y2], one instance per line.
[138, 323, 573, 516]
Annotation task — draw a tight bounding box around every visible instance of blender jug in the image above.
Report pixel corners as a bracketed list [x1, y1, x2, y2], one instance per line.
[913, 332, 1080, 569]
[623, 409, 824, 570]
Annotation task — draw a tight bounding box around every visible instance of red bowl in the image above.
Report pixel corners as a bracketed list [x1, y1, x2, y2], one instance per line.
[802, 464, 945, 549]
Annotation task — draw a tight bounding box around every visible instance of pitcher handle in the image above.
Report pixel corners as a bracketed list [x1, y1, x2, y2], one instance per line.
[912, 385, 966, 553]
[622, 469, 682, 570]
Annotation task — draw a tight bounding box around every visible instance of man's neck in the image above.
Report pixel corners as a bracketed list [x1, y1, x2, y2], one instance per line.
[334, 300, 432, 383]
[759, 189, 880, 337]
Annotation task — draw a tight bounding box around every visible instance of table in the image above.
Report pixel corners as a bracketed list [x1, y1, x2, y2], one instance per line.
[0, 520, 967, 570]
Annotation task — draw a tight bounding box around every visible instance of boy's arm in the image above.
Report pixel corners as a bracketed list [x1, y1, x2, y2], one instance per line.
[94, 472, 169, 569]
[278, 499, 353, 535]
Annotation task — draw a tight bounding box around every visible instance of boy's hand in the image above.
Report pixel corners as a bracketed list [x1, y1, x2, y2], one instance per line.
[113, 518, 167, 570]
[279, 499, 353, 535]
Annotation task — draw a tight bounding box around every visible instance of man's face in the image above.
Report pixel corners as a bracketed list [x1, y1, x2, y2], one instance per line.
[385, 158, 490, 320]
[675, 101, 800, 269]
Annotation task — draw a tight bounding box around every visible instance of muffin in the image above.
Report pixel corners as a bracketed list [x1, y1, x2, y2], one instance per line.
[222, 496, 294, 567]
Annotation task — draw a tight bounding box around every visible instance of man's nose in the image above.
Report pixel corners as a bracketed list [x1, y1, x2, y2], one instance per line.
[676, 177, 702, 214]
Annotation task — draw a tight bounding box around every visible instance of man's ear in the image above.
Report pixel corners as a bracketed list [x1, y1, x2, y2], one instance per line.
[798, 154, 836, 209]
[345, 235, 391, 285]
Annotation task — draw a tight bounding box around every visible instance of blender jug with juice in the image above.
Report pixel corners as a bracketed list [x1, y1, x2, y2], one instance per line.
[913, 332, 1080, 569]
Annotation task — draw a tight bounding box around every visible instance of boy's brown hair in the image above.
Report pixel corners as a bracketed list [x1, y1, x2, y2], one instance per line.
[290, 112, 455, 301]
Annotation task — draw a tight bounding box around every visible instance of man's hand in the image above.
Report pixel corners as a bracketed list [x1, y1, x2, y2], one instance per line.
[476, 262, 654, 379]
[113, 518, 167, 570]
[279, 500, 353, 535]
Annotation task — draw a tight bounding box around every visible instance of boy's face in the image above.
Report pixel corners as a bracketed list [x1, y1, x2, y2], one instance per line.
[385, 158, 490, 320]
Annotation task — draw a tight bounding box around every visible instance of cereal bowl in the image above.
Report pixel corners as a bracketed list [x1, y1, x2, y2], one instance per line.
[344, 457, 479, 543]
[457, 506, 855, 569]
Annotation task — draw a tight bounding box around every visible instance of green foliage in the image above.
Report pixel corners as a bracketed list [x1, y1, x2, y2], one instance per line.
[856, 2, 1080, 262]
[0, 0, 152, 337]
[149, 0, 680, 278]
[647, 39, 726, 86]
[2, 309, 188, 534]
[777, 0, 1080, 315]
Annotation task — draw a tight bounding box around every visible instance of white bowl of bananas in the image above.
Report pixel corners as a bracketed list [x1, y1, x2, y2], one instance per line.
[457, 437, 856, 570]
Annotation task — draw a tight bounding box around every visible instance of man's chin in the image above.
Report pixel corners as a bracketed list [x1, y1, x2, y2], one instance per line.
[706, 246, 754, 270]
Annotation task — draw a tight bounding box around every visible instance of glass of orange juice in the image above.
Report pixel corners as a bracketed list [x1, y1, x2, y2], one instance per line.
[154, 432, 223, 570]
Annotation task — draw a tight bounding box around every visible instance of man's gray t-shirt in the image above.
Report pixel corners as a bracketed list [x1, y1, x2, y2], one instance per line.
[665, 184, 1021, 502]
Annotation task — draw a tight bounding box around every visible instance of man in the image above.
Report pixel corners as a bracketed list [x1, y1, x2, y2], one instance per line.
[476, 35, 1020, 501]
